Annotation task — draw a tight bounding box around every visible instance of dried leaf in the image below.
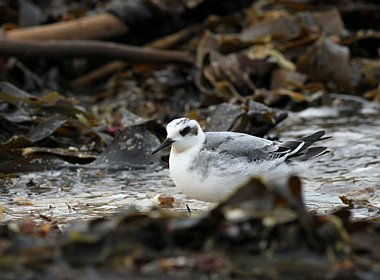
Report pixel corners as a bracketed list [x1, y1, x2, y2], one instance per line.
[153, 195, 175, 207]
[242, 11, 301, 42]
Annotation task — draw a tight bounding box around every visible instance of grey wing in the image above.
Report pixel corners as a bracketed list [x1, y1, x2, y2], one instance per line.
[204, 132, 277, 161]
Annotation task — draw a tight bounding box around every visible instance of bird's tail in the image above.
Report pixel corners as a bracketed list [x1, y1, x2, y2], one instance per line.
[277, 131, 331, 162]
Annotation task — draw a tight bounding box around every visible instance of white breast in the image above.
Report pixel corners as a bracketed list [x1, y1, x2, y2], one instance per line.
[169, 147, 252, 202]
[169, 143, 290, 202]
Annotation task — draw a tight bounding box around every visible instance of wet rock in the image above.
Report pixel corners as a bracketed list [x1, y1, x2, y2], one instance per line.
[93, 121, 162, 169]
[205, 101, 287, 137]
[204, 103, 245, 132]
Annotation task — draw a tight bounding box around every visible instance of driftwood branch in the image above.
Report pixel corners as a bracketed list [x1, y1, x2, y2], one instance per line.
[70, 23, 203, 87]
[3, 13, 128, 40]
[70, 61, 128, 87]
[0, 39, 194, 65]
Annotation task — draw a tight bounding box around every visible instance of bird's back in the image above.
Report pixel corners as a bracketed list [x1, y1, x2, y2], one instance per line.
[204, 132, 277, 162]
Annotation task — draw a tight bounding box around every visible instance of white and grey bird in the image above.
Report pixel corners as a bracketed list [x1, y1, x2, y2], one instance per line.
[152, 118, 329, 203]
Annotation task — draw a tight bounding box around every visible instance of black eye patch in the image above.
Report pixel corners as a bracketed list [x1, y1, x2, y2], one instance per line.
[180, 126, 191, 136]
[180, 126, 198, 136]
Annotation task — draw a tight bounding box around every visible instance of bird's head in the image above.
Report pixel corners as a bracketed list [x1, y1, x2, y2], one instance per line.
[152, 118, 205, 154]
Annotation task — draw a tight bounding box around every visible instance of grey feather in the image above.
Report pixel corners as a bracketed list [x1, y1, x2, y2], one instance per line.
[203, 130, 330, 163]
[204, 132, 276, 161]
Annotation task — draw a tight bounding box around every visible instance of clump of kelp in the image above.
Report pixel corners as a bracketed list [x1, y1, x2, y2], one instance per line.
[1, 176, 380, 279]
[0, 81, 165, 172]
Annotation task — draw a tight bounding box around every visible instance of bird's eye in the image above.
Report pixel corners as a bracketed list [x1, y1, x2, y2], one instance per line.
[180, 126, 191, 136]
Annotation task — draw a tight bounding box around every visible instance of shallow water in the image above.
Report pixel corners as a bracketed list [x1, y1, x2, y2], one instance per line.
[1, 102, 380, 225]
[277, 104, 380, 218]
